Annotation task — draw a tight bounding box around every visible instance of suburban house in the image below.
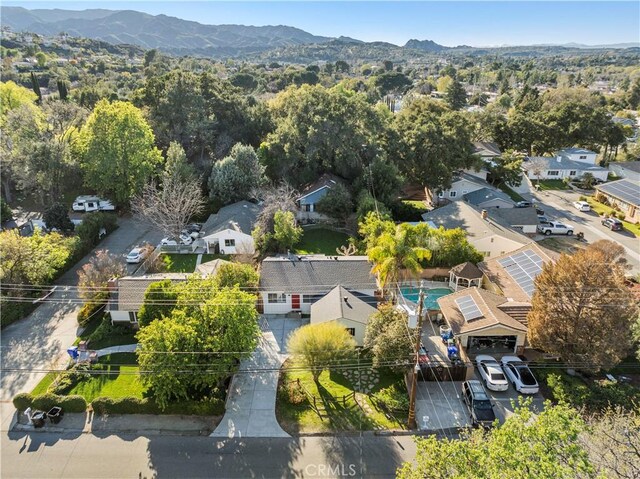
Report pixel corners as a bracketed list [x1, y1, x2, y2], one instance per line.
[463, 187, 514, 209]
[594, 179, 640, 223]
[608, 161, 640, 182]
[522, 155, 609, 182]
[421, 201, 530, 258]
[195, 258, 230, 276]
[107, 273, 189, 325]
[259, 255, 378, 315]
[472, 141, 502, 161]
[427, 172, 494, 206]
[196, 201, 262, 255]
[296, 173, 343, 222]
[488, 207, 539, 234]
[437, 287, 528, 356]
[310, 286, 378, 346]
[556, 147, 598, 165]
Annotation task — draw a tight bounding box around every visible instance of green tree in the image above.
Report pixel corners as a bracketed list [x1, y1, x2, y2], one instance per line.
[212, 262, 259, 289]
[76, 100, 163, 206]
[287, 322, 356, 381]
[137, 279, 179, 327]
[398, 401, 595, 479]
[272, 210, 302, 253]
[137, 285, 260, 409]
[208, 143, 264, 204]
[486, 152, 524, 187]
[394, 98, 478, 191]
[367, 223, 431, 292]
[1, 198, 13, 222]
[163, 141, 197, 183]
[43, 203, 74, 233]
[315, 183, 353, 223]
[35, 52, 47, 68]
[444, 79, 467, 110]
[0, 81, 37, 123]
[364, 303, 413, 372]
[528, 241, 637, 371]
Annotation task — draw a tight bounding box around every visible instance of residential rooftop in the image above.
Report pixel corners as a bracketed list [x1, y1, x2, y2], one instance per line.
[472, 141, 501, 157]
[110, 273, 190, 312]
[595, 178, 640, 208]
[523, 156, 607, 173]
[463, 187, 513, 207]
[202, 200, 262, 237]
[311, 286, 378, 325]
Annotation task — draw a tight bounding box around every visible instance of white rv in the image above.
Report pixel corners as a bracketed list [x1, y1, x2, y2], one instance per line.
[72, 196, 116, 212]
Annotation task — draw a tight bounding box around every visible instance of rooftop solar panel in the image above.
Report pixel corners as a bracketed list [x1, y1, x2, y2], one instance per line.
[497, 248, 544, 298]
[597, 180, 640, 208]
[455, 295, 483, 321]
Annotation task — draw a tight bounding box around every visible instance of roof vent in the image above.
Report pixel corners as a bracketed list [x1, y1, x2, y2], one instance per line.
[557, 155, 562, 162]
[481, 209, 488, 220]
[343, 296, 349, 303]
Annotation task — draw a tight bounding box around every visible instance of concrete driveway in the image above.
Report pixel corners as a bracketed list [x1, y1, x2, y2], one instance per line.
[1, 217, 158, 430]
[211, 317, 307, 438]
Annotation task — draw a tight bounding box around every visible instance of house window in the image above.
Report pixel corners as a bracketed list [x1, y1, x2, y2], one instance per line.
[224, 239, 235, 247]
[569, 171, 576, 176]
[547, 171, 559, 176]
[449, 191, 457, 198]
[267, 293, 286, 304]
[303, 204, 312, 212]
[302, 295, 314, 304]
[579, 155, 587, 160]
[437, 191, 444, 198]
[346, 328, 356, 337]
[128, 312, 137, 324]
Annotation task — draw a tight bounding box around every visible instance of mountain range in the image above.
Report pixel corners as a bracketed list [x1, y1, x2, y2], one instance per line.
[1, 6, 638, 59]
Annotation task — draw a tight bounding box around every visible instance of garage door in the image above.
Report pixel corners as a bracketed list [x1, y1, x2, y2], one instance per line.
[467, 336, 517, 355]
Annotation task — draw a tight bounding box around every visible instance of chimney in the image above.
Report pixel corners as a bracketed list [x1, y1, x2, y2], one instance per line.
[481, 209, 488, 220]
[107, 278, 118, 292]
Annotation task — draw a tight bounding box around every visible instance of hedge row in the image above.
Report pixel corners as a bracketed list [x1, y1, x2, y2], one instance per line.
[91, 396, 225, 416]
[12, 392, 87, 413]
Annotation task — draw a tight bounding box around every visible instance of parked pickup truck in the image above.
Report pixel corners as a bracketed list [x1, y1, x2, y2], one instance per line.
[72, 196, 116, 212]
[537, 221, 574, 236]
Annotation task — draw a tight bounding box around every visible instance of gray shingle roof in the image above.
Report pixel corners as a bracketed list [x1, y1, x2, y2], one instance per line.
[489, 206, 539, 226]
[202, 201, 262, 237]
[111, 274, 189, 312]
[472, 141, 501, 157]
[523, 156, 607, 173]
[595, 179, 640, 208]
[609, 161, 640, 174]
[557, 147, 596, 155]
[259, 255, 377, 293]
[463, 187, 513, 207]
[450, 262, 483, 280]
[311, 286, 377, 325]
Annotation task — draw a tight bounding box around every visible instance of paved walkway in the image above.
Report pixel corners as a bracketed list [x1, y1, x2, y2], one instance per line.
[211, 317, 307, 438]
[95, 344, 137, 357]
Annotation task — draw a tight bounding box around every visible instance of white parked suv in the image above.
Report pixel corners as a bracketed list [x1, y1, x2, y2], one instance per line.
[537, 221, 574, 236]
[476, 355, 509, 392]
[573, 201, 591, 212]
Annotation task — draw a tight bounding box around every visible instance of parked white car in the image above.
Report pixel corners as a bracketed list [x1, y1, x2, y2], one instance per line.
[126, 247, 150, 264]
[476, 355, 509, 392]
[537, 221, 574, 236]
[500, 356, 539, 395]
[161, 234, 193, 246]
[573, 201, 591, 212]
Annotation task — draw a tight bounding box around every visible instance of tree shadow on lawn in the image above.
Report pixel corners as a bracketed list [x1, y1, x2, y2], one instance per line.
[315, 381, 376, 431]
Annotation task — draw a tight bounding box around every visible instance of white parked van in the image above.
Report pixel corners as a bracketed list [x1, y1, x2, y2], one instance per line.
[72, 196, 115, 212]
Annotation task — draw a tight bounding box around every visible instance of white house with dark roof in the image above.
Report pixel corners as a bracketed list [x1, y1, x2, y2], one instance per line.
[196, 200, 262, 255]
[556, 148, 598, 165]
[428, 172, 494, 206]
[463, 187, 514, 209]
[523, 155, 608, 182]
[259, 255, 378, 315]
[310, 286, 378, 346]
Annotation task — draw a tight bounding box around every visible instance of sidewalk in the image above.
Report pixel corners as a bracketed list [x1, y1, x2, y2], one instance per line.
[10, 411, 218, 436]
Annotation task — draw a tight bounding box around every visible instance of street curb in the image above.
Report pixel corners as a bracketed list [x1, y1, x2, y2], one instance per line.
[11, 423, 212, 436]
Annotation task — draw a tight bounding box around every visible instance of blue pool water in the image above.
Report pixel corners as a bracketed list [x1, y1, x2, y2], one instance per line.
[400, 286, 453, 310]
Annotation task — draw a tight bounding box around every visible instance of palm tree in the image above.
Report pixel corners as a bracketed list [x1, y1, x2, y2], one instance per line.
[367, 224, 431, 295]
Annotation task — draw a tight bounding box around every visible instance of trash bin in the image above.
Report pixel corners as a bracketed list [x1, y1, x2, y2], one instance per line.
[31, 411, 47, 428]
[47, 406, 64, 424]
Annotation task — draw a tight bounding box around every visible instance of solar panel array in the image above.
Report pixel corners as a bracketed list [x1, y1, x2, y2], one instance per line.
[598, 180, 640, 208]
[455, 295, 483, 321]
[497, 249, 544, 298]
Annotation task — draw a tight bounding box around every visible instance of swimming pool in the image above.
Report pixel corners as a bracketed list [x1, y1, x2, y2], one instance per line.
[400, 286, 453, 310]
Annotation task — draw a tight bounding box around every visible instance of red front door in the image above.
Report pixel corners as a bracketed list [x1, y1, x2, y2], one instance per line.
[291, 294, 300, 310]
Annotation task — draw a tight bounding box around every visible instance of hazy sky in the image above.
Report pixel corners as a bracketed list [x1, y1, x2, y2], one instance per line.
[4, 1, 639, 46]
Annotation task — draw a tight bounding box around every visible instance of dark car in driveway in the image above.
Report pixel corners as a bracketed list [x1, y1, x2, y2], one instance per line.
[462, 380, 496, 428]
[601, 217, 623, 231]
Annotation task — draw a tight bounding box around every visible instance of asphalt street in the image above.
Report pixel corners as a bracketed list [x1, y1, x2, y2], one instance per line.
[0, 433, 418, 479]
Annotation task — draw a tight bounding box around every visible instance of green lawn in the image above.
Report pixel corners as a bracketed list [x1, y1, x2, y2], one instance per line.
[67, 353, 147, 402]
[497, 183, 525, 202]
[161, 254, 198, 272]
[295, 228, 350, 256]
[534, 180, 571, 191]
[586, 198, 640, 237]
[276, 360, 408, 434]
[31, 372, 58, 396]
[74, 315, 137, 350]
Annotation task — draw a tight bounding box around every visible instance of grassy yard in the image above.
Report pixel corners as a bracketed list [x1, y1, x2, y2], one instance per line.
[497, 183, 525, 202]
[533, 180, 571, 191]
[67, 353, 147, 402]
[537, 237, 586, 255]
[586, 198, 640, 237]
[161, 253, 229, 273]
[31, 372, 58, 396]
[295, 228, 350, 256]
[276, 360, 408, 434]
[74, 315, 137, 350]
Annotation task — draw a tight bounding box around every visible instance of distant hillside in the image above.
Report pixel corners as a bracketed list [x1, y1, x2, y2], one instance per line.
[404, 39, 448, 52]
[1, 6, 332, 54]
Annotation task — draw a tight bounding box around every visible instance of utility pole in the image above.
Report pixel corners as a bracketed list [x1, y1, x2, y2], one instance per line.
[408, 281, 425, 430]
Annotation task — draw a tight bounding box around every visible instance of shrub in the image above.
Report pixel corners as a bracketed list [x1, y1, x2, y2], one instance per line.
[31, 393, 87, 412]
[91, 395, 225, 416]
[12, 392, 34, 411]
[372, 383, 409, 412]
[75, 212, 118, 252]
[579, 195, 587, 201]
[390, 201, 425, 222]
[282, 381, 307, 405]
[77, 302, 104, 326]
